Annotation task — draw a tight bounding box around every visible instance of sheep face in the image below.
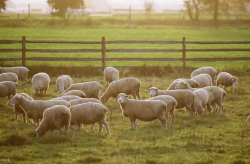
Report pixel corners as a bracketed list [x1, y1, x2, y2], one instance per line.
[33, 85, 44, 94]
[195, 107, 205, 116]
[117, 93, 128, 104]
[232, 77, 238, 86]
[35, 128, 46, 138]
[9, 95, 22, 105]
[148, 87, 158, 97]
[175, 81, 187, 90]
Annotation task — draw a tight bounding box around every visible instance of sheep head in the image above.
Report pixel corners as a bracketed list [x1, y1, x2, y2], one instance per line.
[117, 93, 128, 104]
[148, 87, 158, 97]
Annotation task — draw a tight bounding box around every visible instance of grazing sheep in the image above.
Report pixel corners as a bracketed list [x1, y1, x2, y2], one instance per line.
[167, 79, 199, 90]
[51, 95, 82, 102]
[35, 105, 71, 137]
[104, 67, 119, 85]
[56, 75, 73, 94]
[101, 77, 141, 103]
[191, 74, 212, 88]
[193, 89, 211, 116]
[118, 93, 167, 129]
[13, 93, 33, 124]
[69, 98, 101, 106]
[58, 90, 86, 98]
[246, 115, 250, 123]
[0, 66, 29, 85]
[59, 81, 102, 99]
[217, 72, 238, 93]
[148, 87, 195, 114]
[0, 81, 17, 104]
[70, 103, 110, 136]
[0, 73, 18, 83]
[191, 67, 217, 85]
[31, 72, 50, 95]
[9, 95, 70, 129]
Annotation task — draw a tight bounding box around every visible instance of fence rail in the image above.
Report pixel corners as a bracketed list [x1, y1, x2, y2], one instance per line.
[0, 36, 250, 70]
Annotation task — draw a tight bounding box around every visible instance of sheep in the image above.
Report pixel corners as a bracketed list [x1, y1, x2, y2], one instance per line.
[101, 77, 141, 103]
[70, 102, 110, 136]
[56, 75, 73, 94]
[191, 74, 212, 88]
[118, 93, 167, 129]
[191, 67, 217, 85]
[246, 115, 250, 123]
[0, 81, 17, 104]
[0, 66, 29, 85]
[35, 105, 71, 137]
[193, 89, 211, 116]
[0, 73, 18, 83]
[13, 93, 33, 124]
[9, 94, 70, 129]
[31, 72, 50, 95]
[51, 95, 82, 102]
[167, 79, 199, 90]
[104, 67, 119, 85]
[148, 87, 195, 115]
[69, 98, 101, 106]
[59, 81, 102, 99]
[58, 90, 86, 98]
[217, 72, 238, 93]
[175, 81, 226, 114]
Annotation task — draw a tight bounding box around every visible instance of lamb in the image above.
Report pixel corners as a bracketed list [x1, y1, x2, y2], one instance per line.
[58, 90, 86, 98]
[35, 105, 71, 137]
[0, 73, 18, 83]
[69, 98, 101, 106]
[31, 72, 50, 95]
[101, 77, 141, 103]
[9, 94, 70, 129]
[193, 89, 211, 116]
[217, 72, 238, 93]
[148, 87, 195, 114]
[51, 95, 82, 102]
[56, 75, 73, 94]
[0, 66, 29, 85]
[70, 102, 110, 136]
[104, 67, 119, 85]
[246, 115, 250, 123]
[118, 93, 167, 129]
[167, 79, 199, 90]
[191, 67, 217, 85]
[13, 93, 33, 124]
[191, 74, 212, 88]
[0, 81, 17, 104]
[59, 81, 102, 99]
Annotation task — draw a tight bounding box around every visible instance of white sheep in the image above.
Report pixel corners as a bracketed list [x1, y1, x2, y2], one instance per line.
[0, 81, 17, 104]
[70, 102, 110, 136]
[191, 74, 212, 88]
[118, 93, 167, 129]
[56, 75, 73, 94]
[51, 95, 82, 102]
[246, 115, 250, 123]
[0, 66, 29, 85]
[217, 72, 238, 93]
[193, 89, 211, 116]
[9, 94, 70, 129]
[31, 72, 50, 95]
[104, 67, 119, 85]
[69, 98, 101, 106]
[35, 105, 71, 137]
[167, 79, 199, 90]
[0, 73, 18, 83]
[59, 81, 102, 99]
[101, 77, 141, 103]
[58, 90, 86, 98]
[191, 67, 217, 85]
[148, 87, 195, 115]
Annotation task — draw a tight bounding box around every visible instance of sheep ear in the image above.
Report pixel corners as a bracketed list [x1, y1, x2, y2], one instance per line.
[126, 95, 128, 98]
[147, 88, 150, 91]
[156, 89, 158, 91]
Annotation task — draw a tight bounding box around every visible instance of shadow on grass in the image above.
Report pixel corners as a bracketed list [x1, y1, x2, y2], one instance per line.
[37, 135, 72, 144]
[0, 132, 31, 146]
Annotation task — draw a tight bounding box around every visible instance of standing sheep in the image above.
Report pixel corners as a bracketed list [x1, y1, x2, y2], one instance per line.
[217, 72, 238, 93]
[0, 81, 17, 104]
[104, 67, 119, 85]
[246, 115, 250, 123]
[56, 75, 73, 94]
[118, 93, 167, 129]
[32, 72, 50, 95]
[167, 79, 199, 90]
[191, 74, 212, 88]
[70, 103, 110, 136]
[58, 90, 86, 98]
[0, 66, 29, 85]
[35, 105, 71, 137]
[0, 73, 18, 83]
[101, 77, 141, 103]
[193, 89, 211, 116]
[191, 67, 217, 85]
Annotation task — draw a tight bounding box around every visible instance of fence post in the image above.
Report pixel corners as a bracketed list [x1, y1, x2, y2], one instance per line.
[17, 14, 20, 26]
[128, 5, 131, 27]
[182, 37, 186, 68]
[102, 37, 106, 71]
[22, 36, 26, 66]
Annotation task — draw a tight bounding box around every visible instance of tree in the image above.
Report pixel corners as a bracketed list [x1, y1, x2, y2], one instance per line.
[144, 0, 154, 18]
[184, 0, 204, 21]
[0, 0, 7, 13]
[47, 0, 84, 19]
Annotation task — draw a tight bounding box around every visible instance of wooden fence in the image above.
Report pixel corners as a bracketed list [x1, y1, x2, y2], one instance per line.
[0, 36, 250, 70]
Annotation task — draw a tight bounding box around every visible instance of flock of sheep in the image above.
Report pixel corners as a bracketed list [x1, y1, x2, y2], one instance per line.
[0, 66, 248, 138]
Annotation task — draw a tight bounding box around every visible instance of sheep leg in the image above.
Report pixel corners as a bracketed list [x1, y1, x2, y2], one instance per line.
[212, 103, 216, 113]
[136, 89, 141, 100]
[101, 120, 110, 135]
[232, 85, 234, 93]
[224, 86, 227, 93]
[129, 118, 136, 129]
[22, 113, 26, 123]
[207, 101, 211, 114]
[132, 93, 136, 99]
[159, 117, 167, 129]
[98, 122, 103, 133]
[135, 119, 140, 126]
[170, 109, 175, 124]
[90, 123, 95, 131]
[73, 125, 78, 137]
[185, 105, 193, 116]
[25, 78, 28, 85]
[44, 89, 48, 95]
[79, 124, 82, 134]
